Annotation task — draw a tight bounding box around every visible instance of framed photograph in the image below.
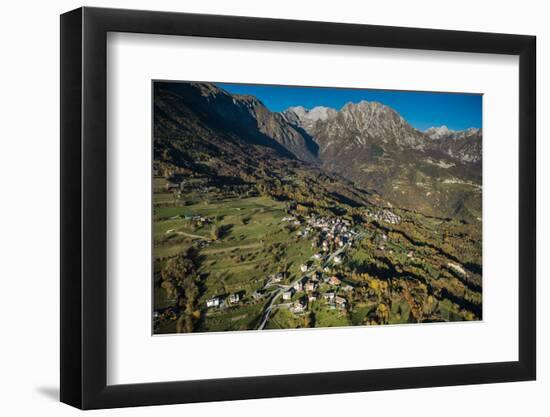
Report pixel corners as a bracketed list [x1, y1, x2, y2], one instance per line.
[60, 6, 536, 409]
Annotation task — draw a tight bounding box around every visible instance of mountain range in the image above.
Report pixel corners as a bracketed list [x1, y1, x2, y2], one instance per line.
[154, 82, 482, 221]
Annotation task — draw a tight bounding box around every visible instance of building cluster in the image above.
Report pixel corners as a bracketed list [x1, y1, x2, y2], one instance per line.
[204, 213, 363, 316]
[308, 215, 356, 249]
[365, 208, 401, 225]
[284, 214, 358, 253]
[165, 178, 209, 194]
[167, 212, 212, 224]
[281, 270, 355, 313]
[164, 177, 258, 203]
[204, 292, 242, 310]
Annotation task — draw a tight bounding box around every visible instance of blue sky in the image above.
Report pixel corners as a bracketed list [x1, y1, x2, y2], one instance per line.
[216, 82, 482, 132]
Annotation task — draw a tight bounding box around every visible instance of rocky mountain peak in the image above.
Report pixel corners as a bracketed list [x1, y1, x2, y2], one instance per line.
[425, 125, 481, 141]
[308, 106, 337, 121]
[319, 100, 425, 150]
[233, 93, 264, 109]
[465, 127, 481, 136]
[282, 105, 337, 130]
[424, 126, 482, 163]
[425, 125, 453, 140]
[340, 100, 404, 125]
[286, 105, 308, 118]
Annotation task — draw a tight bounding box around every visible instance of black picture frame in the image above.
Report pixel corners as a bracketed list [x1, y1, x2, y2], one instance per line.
[60, 6, 536, 410]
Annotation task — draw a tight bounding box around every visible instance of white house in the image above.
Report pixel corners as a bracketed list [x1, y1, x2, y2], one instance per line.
[329, 276, 341, 286]
[324, 292, 335, 302]
[335, 296, 347, 308]
[333, 255, 343, 264]
[229, 293, 240, 304]
[206, 297, 220, 308]
[273, 272, 284, 282]
[290, 301, 305, 313]
[300, 264, 309, 272]
[165, 181, 180, 191]
[282, 290, 293, 301]
[342, 284, 354, 292]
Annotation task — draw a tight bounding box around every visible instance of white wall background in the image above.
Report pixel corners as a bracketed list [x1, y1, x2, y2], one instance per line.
[0, 0, 546, 415]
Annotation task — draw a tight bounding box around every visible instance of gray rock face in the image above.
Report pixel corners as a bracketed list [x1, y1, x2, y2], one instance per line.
[282, 105, 337, 131]
[310, 100, 427, 151]
[425, 126, 482, 163]
[156, 82, 319, 163]
[279, 100, 482, 220]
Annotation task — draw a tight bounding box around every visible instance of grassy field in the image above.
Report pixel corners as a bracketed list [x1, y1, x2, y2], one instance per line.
[190, 197, 308, 297]
[154, 187, 321, 332]
[264, 302, 352, 329]
[311, 303, 351, 328]
[199, 303, 265, 332]
[264, 308, 305, 330]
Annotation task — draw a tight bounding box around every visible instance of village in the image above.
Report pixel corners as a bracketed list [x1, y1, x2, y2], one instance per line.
[200, 212, 367, 329]
[153, 179, 432, 333]
[364, 207, 402, 225]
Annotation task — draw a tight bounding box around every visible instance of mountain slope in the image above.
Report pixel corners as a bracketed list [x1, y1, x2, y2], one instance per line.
[154, 82, 318, 164]
[287, 102, 483, 221]
[156, 81, 482, 222]
[153, 82, 381, 215]
[425, 126, 482, 163]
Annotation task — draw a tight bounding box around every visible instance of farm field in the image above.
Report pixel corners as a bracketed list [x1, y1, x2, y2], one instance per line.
[154, 185, 326, 333]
